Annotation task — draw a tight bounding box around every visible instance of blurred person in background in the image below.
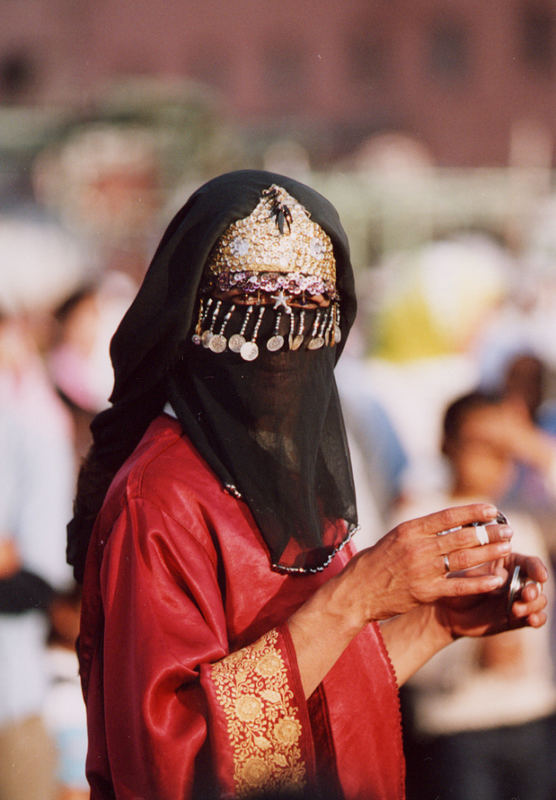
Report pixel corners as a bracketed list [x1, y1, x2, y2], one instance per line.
[0, 213, 89, 799]
[475, 351, 556, 558]
[396, 390, 556, 800]
[0, 312, 76, 800]
[47, 271, 137, 462]
[68, 170, 548, 800]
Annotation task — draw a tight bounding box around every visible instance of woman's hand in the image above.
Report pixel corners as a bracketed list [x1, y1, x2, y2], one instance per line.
[435, 552, 549, 641]
[290, 503, 518, 697]
[339, 503, 512, 625]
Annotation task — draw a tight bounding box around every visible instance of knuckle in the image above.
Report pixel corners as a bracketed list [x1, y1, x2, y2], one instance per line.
[395, 521, 412, 541]
[448, 550, 465, 570]
[452, 580, 470, 598]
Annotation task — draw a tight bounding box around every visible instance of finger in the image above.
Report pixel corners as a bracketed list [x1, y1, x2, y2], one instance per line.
[451, 562, 508, 580]
[511, 590, 547, 619]
[440, 541, 512, 574]
[520, 581, 543, 603]
[413, 504, 499, 537]
[435, 522, 512, 555]
[514, 555, 549, 584]
[525, 611, 548, 628]
[439, 572, 505, 597]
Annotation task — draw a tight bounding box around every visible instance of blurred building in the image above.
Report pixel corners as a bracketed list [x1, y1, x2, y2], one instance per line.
[1, 0, 556, 167]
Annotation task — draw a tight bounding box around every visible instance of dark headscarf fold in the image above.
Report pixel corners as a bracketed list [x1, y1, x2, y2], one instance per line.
[68, 170, 357, 581]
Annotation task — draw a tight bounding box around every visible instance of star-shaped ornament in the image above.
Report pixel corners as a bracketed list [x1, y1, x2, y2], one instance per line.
[270, 289, 292, 314]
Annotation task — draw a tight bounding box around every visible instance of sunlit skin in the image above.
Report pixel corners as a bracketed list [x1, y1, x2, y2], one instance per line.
[289, 502, 548, 697]
[212, 288, 330, 308]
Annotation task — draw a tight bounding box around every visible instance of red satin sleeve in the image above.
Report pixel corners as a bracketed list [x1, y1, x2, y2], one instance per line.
[87, 497, 314, 799]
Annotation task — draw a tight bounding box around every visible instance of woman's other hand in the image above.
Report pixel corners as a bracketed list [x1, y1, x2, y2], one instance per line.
[339, 503, 512, 625]
[435, 552, 549, 641]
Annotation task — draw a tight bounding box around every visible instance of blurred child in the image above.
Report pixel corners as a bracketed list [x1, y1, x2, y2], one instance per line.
[394, 391, 556, 800]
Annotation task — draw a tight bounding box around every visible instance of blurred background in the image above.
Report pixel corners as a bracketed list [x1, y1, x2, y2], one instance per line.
[2, 1, 556, 798]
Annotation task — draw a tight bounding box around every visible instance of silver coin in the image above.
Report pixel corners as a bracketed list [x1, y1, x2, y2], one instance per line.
[266, 334, 284, 352]
[201, 330, 214, 348]
[307, 336, 324, 350]
[291, 334, 304, 351]
[209, 334, 227, 354]
[191, 333, 202, 345]
[228, 333, 246, 353]
[334, 324, 342, 344]
[240, 341, 259, 361]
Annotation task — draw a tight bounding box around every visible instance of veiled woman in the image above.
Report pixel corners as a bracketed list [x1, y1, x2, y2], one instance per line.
[69, 170, 548, 800]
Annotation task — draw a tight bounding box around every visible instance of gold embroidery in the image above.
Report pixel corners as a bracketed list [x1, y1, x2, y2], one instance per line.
[211, 629, 306, 797]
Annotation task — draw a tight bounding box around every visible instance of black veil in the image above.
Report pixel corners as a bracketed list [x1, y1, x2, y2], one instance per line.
[67, 170, 358, 580]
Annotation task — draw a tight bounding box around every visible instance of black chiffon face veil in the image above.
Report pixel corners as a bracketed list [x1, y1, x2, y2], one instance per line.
[68, 170, 358, 580]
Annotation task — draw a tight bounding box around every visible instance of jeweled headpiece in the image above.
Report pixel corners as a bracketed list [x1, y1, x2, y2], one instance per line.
[206, 184, 336, 296]
[192, 185, 341, 360]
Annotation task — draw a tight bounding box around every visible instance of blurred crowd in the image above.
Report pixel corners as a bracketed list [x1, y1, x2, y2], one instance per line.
[338, 235, 556, 797]
[2, 121, 556, 799]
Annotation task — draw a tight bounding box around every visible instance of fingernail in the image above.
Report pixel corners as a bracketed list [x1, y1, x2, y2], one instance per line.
[484, 505, 498, 520]
[486, 575, 505, 588]
[499, 527, 513, 540]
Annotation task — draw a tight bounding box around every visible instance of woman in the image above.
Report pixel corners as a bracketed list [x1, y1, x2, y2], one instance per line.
[68, 171, 548, 800]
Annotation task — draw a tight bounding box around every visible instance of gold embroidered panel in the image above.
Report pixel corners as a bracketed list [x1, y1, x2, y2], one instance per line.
[211, 629, 307, 797]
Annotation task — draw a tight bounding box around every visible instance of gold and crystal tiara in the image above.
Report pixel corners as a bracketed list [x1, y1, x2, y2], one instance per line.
[205, 185, 336, 295]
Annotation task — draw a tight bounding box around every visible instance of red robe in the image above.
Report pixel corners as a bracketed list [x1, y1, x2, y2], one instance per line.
[78, 415, 405, 799]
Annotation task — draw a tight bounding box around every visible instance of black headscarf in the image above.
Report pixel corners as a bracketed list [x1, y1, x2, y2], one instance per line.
[67, 169, 358, 581]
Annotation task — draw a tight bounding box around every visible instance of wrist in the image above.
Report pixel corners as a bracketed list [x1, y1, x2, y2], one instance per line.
[379, 604, 454, 686]
[287, 568, 369, 698]
[323, 567, 370, 636]
[396, 603, 455, 655]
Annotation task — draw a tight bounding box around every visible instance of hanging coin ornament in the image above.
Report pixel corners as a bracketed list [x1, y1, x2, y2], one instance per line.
[193, 297, 213, 346]
[307, 309, 324, 350]
[202, 299, 222, 348]
[240, 306, 265, 361]
[291, 309, 305, 351]
[333, 304, 341, 344]
[229, 304, 253, 353]
[313, 308, 328, 350]
[191, 298, 205, 345]
[240, 341, 258, 361]
[288, 311, 296, 350]
[266, 311, 284, 352]
[324, 305, 334, 347]
[209, 303, 236, 353]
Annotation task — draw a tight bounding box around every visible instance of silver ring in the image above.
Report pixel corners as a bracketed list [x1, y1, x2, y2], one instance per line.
[474, 524, 489, 546]
[443, 554, 450, 573]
